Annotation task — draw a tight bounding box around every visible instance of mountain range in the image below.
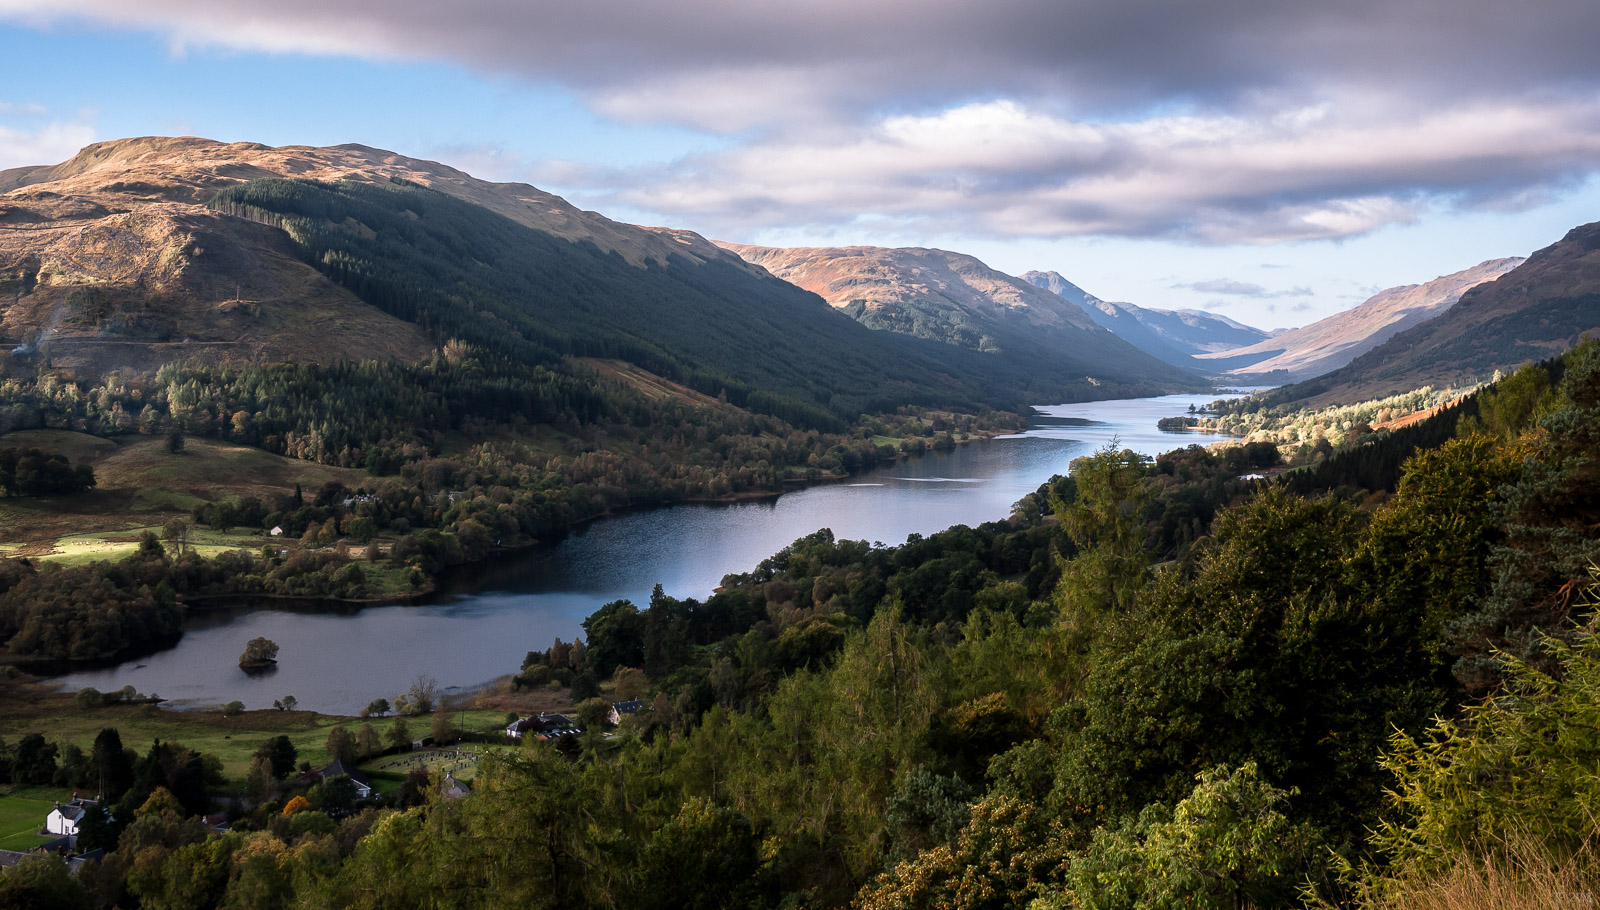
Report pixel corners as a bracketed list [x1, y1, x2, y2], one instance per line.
[1193, 258, 1524, 381]
[3, 135, 1595, 422]
[1241, 228, 1600, 409]
[1020, 270, 1274, 370]
[0, 137, 1200, 425]
[712, 244, 1196, 389]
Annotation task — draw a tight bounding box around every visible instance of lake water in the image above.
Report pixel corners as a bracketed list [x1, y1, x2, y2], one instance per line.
[53, 392, 1230, 714]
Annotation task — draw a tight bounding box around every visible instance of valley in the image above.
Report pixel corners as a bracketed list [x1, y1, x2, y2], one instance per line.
[1, 133, 1598, 910]
[40, 391, 1223, 715]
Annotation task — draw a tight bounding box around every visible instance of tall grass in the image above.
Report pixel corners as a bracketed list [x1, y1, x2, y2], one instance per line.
[1358, 831, 1600, 910]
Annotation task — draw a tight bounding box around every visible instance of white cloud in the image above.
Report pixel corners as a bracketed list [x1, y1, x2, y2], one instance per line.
[1171, 279, 1313, 297]
[0, 113, 96, 171]
[549, 95, 1600, 244]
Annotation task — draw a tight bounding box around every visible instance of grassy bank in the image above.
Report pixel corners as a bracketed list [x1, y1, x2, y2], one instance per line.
[0, 786, 66, 850]
[0, 680, 571, 785]
[0, 429, 364, 560]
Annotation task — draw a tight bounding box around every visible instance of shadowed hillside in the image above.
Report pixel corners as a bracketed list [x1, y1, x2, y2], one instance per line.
[1240, 226, 1600, 409]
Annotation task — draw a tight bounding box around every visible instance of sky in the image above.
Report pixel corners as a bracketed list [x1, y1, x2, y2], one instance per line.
[4, 0, 1600, 329]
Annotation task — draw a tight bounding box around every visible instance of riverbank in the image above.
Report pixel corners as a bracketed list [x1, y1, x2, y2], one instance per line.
[30, 391, 1223, 715]
[0, 671, 575, 785]
[0, 419, 1020, 680]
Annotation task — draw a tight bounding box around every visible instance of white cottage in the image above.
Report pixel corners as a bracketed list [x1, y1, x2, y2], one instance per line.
[45, 797, 103, 836]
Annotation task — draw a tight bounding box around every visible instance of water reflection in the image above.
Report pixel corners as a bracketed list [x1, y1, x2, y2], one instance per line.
[53, 392, 1227, 714]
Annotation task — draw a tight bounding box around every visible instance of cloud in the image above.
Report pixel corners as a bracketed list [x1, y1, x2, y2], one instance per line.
[9, 0, 1600, 243]
[1171, 279, 1314, 297]
[9, 0, 1600, 132]
[549, 95, 1600, 243]
[1174, 279, 1271, 296]
[0, 108, 96, 171]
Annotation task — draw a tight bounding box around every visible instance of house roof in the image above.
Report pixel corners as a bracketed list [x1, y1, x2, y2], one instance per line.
[319, 759, 370, 786]
[613, 700, 644, 714]
[51, 805, 86, 822]
[510, 713, 578, 734]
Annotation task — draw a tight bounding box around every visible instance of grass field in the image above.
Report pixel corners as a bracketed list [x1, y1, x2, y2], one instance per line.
[44, 526, 272, 566]
[0, 786, 69, 850]
[0, 682, 523, 784]
[0, 429, 366, 559]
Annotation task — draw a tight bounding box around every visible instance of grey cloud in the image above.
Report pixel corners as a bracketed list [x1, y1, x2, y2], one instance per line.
[1173, 279, 1271, 296]
[12, 0, 1600, 132]
[14, 1, 1600, 243]
[1171, 279, 1314, 297]
[1177, 279, 1260, 294]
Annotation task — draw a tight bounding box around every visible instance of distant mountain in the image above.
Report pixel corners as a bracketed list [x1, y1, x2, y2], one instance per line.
[1240, 228, 1600, 410]
[716, 244, 1202, 388]
[0, 137, 1197, 426]
[1020, 270, 1272, 370]
[1195, 258, 1524, 381]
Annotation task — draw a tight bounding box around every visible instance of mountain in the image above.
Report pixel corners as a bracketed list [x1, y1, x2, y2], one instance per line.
[1193, 257, 1524, 380]
[1239, 227, 1600, 410]
[0, 137, 1198, 426]
[0, 136, 746, 271]
[1020, 270, 1272, 370]
[0, 136, 779, 379]
[714, 244, 1201, 387]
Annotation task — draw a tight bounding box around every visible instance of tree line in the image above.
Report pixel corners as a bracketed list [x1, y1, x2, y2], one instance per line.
[0, 447, 94, 497]
[5, 345, 1594, 907]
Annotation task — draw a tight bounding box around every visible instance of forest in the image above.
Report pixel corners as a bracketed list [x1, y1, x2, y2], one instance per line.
[207, 178, 1187, 421]
[2, 336, 1594, 908]
[0, 342, 1016, 663]
[0, 173, 1201, 668]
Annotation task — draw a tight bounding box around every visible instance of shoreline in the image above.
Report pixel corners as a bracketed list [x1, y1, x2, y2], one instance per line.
[6, 426, 1016, 679]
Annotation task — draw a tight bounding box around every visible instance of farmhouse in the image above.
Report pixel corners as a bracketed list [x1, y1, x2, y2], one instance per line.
[45, 796, 105, 836]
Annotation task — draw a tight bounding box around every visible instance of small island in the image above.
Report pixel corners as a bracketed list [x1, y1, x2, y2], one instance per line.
[238, 636, 280, 671]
